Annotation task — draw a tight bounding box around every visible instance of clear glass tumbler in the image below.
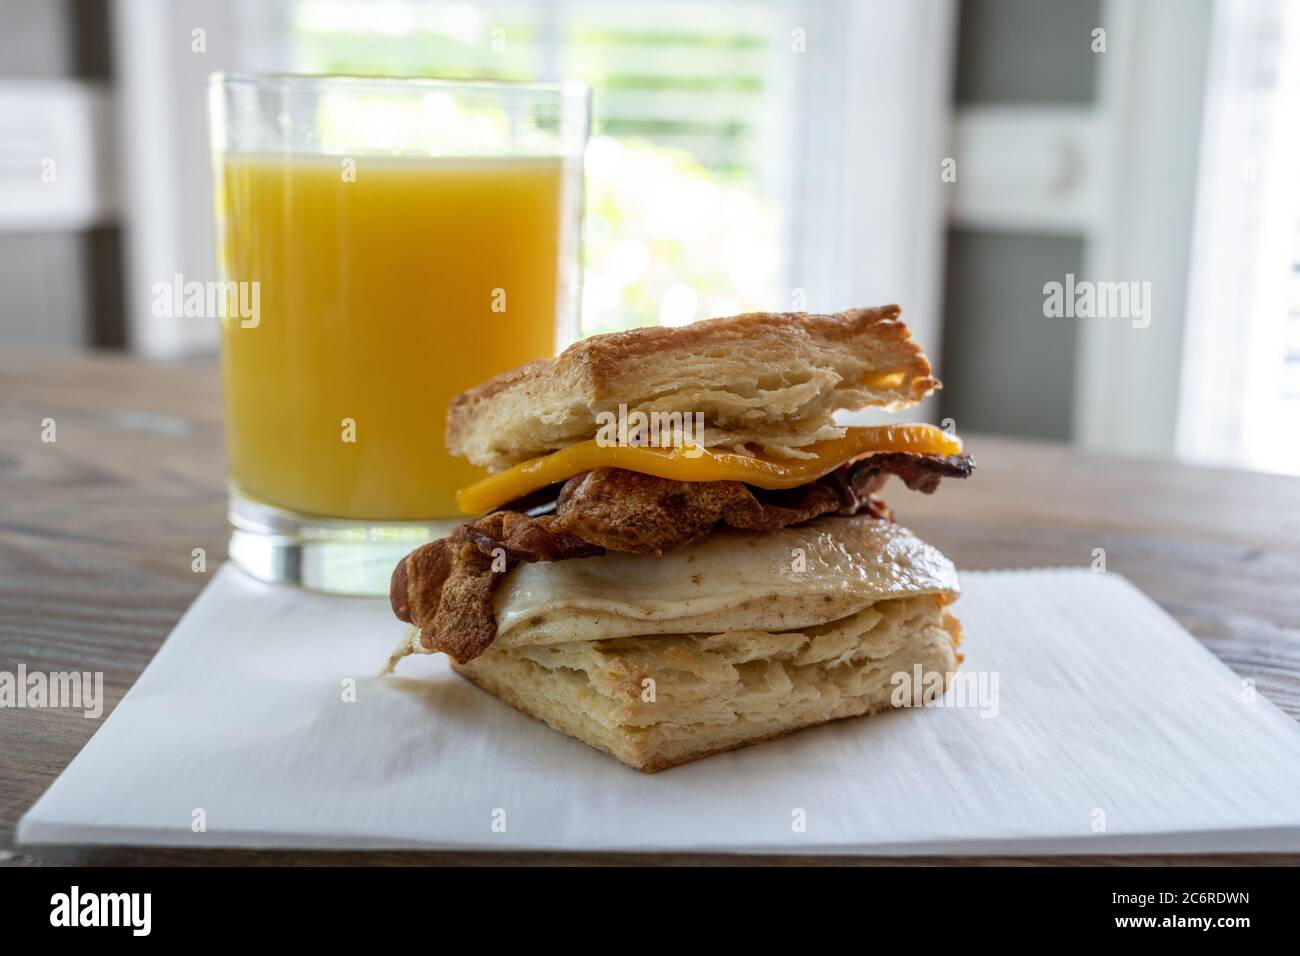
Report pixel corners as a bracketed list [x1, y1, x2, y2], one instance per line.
[208, 74, 588, 594]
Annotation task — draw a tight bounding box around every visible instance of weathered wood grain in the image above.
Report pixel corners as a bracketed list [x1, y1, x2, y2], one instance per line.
[2, 350, 1298, 866]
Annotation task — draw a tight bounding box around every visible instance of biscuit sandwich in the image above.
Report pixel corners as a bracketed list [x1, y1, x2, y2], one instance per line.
[386, 305, 974, 772]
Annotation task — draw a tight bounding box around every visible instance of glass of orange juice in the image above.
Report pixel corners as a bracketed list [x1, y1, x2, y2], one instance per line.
[208, 74, 588, 594]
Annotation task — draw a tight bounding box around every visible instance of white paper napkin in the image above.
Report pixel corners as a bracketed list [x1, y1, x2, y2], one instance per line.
[19, 564, 1300, 854]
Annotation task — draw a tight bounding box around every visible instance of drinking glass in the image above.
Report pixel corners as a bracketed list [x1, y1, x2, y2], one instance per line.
[209, 74, 588, 594]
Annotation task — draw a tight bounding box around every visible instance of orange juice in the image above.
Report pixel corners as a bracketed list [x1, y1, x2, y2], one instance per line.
[216, 154, 566, 519]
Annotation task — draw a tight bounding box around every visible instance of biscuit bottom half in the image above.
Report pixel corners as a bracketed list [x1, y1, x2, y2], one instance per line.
[452, 594, 961, 772]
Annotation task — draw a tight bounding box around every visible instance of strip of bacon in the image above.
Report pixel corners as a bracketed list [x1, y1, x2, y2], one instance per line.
[390, 453, 973, 663]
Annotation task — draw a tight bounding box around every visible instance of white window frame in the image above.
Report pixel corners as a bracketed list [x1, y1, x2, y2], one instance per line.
[781, 0, 956, 420]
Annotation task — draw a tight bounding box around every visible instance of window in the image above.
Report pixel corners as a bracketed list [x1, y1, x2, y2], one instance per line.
[282, 0, 785, 334]
[117, 0, 951, 361]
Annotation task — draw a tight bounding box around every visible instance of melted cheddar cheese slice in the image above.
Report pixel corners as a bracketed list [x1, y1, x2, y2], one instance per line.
[456, 423, 962, 515]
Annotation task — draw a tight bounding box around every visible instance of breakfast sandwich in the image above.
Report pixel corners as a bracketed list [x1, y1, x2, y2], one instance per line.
[386, 305, 974, 771]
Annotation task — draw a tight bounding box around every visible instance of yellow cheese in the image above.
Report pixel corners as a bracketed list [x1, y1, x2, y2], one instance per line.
[860, 370, 907, 389]
[456, 424, 963, 514]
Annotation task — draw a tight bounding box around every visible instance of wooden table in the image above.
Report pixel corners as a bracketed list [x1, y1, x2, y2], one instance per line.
[3, 350, 1299, 866]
